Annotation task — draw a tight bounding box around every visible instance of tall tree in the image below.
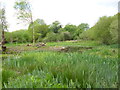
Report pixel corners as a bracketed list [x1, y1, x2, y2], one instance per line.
[77, 23, 89, 31]
[0, 7, 8, 51]
[93, 16, 113, 44]
[74, 23, 89, 39]
[49, 21, 62, 33]
[34, 19, 46, 25]
[14, 0, 35, 45]
[28, 19, 49, 42]
[64, 24, 77, 39]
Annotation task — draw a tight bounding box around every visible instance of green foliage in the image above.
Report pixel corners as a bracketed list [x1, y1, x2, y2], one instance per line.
[34, 19, 46, 25]
[64, 24, 77, 33]
[4, 11, 118, 45]
[43, 32, 58, 42]
[47, 40, 101, 47]
[14, 0, 36, 44]
[79, 27, 96, 40]
[2, 69, 17, 84]
[49, 21, 62, 33]
[4, 32, 13, 43]
[80, 14, 118, 44]
[14, 0, 32, 24]
[28, 19, 49, 42]
[109, 15, 118, 44]
[58, 31, 72, 41]
[64, 24, 77, 39]
[73, 23, 89, 40]
[94, 16, 113, 44]
[5, 29, 32, 43]
[43, 31, 72, 42]
[0, 8, 8, 31]
[78, 23, 89, 31]
[4, 70, 68, 88]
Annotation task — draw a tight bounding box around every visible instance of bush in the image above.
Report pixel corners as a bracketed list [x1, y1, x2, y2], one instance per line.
[43, 32, 58, 42]
[58, 31, 72, 41]
[109, 19, 118, 44]
[80, 14, 118, 45]
[5, 30, 32, 43]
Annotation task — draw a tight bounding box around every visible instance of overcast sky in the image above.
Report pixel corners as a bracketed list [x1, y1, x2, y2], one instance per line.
[0, 0, 119, 32]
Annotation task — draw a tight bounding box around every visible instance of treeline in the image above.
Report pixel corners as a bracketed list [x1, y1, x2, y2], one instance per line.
[5, 13, 118, 45]
[5, 20, 89, 43]
[80, 13, 118, 45]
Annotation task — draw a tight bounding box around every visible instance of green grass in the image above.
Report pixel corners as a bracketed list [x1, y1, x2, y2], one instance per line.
[5, 40, 101, 47]
[2, 41, 118, 88]
[47, 40, 101, 47]
[5, 42, 31, 47]
[2, 50, 118, 88]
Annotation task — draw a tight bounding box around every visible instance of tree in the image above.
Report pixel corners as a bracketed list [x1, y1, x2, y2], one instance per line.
[28, 19, 49, 42]
[79, 27, 95, 40]
[49, 21, 62, 33]
[78, 23, 89, 31]
[14, 0, 35, 45]
[0, 7, 8, 51]
[64, 24, 77, 33]
[74, 23, 89, 39]
[109, 14, 118, 44]
[86, 16, 113, 44]
[64, 24, 77, 39]
[34, 19, 46, 25]
[59, 31, 71, 41]
[43, 32, 58, 42]
[81, 15, 118, 44]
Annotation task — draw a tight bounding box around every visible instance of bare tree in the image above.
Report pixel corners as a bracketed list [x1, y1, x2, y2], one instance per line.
[0, 6, 8, 51]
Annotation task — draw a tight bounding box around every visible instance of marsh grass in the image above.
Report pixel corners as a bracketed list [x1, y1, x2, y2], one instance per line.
[2, 48, 118, 88]
[47, 40, 101, 47]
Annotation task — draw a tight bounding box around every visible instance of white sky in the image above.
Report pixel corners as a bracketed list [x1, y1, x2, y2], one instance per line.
[0, 0, 119, 32]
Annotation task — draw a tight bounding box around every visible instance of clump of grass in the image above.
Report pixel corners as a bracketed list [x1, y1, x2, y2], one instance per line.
[4, 70, 69, 88]
[2, 69, 17, 85]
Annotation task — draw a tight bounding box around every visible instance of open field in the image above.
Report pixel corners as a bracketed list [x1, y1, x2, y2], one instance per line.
[2, 40, 118, 88]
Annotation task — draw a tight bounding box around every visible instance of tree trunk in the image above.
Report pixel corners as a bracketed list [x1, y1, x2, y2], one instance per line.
[33, 27, 35, 45]
[31, 22, 35, 46]
[30, 15, 35, 46]
[1, 19, 6, 52]
[1, 29, 6, 52]
[2, 29, 5, 45]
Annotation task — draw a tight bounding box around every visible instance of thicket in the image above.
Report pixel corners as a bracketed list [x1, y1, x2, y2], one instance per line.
[80, 14, 119, 45]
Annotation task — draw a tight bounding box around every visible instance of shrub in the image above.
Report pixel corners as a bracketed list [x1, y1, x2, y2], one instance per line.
[43, 32, 59, 42]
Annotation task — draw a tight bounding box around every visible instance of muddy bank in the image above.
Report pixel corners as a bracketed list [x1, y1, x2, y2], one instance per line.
[59, 46, 93, 52]
[3, 45, 94, 55]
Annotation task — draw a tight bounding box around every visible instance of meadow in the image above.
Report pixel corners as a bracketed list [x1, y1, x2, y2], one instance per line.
[2, 40, 118, 88]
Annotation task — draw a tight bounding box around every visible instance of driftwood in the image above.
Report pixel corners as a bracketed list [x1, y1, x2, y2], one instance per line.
[2, 45, 6, 52]
[26, 44, 32, 46]
[26, 43, 46, 47]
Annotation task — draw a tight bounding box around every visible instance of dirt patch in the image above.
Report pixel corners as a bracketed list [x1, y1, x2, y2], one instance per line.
[4, 45, 94, 54]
